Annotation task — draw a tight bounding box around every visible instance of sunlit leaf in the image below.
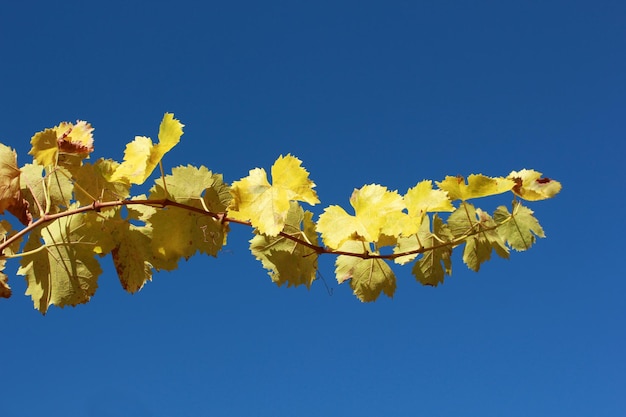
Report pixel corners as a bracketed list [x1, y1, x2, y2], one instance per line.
[229, 154, 319, 236]
[317, 184, 405, 248]
[436, 174, 514, 201]
[508, 169, 562, 201]
[402, 180, 453, 235]
[109, 113, 184, 185]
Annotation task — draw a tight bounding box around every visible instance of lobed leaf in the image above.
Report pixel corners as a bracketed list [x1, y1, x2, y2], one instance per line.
[317, 184, 405, 248]
[334, 240, 396, 302]
[17, 212, 102, 314]
[70, 159, 130, 205]
[250, 202, 318, 288]
[402, 180, 453, 235]
[229, 154, 319, 236]
[20, 164, 73, 218]
[409, 215, 453, 286]
[494, 201, 545, 251]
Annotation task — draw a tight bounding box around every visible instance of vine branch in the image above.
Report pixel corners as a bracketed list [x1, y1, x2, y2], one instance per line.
[0, 197, 498, 261]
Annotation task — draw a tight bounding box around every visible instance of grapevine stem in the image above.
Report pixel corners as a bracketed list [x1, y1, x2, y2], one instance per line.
[0, 197, 506, 261]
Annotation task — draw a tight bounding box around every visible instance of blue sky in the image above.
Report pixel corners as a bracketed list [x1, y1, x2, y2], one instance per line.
[1, 1, 624, 416]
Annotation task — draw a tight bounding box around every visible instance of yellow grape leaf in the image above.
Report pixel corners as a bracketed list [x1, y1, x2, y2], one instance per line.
[250, 202, 318, 288]
[17, 212, 102, 314]
[71, 159, 130, 205]
[508, 169, 562, 201]
[20, 164, 73, 217]
[29, 128, 59, 167]
[54, 121, 94, 167]
[0, 220, 17, 299]
[29, 121, 94, 168]
[317, 184, 405, 249]
[0, 259, 10, 298]
[402, 180, 453, 235]
[111, 224, 154, 293]
[0, 219, 21, 256]
[0, 144, 21, 213]
[147, 165, 231, 265]
[436, 174, 514, 201]
[411, 214, 453, 286]
[448, 203, 509, 271]
[149, 206, 227, 265]
[150, 165, 231, 212]
[109, 113, 184, 185]
[229, 154, 319, 236]
[494, 201, 545, 251]
[334, 240, 396, 302]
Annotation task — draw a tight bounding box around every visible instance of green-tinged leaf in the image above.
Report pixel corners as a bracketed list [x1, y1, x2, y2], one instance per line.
[109, 113, 184, 185]
[449, 204, 509, 271]
[317, 184, 405, 249]
[20, 164, 73, 217]
[462, 235, 493, 272]
[0, 219, 21, 256]
[447, 202, 478, 239]
[126, 194, 156, 222]
[393, 234, 422, 265]
[476, 208, 509, 259]
[17, 213, 102, 314]
[250, 202, 318, 288]
[145, 165, 231, 265]
[410, 215, 453, 286]
[83, 210, 176, 279]
[71, 159, 130, 205]
[508, 169, 562, 201]
[494, 201, 545, 251]
[334, 240, 396, 302]
[0, 259, 11, 298]
[111, 225, 154, 293]
[150, 165, 231, 212]
[0, 144, 21, 213]
[436, 174, 514, 201]
[149, 207, 227, 265]
[229, 155, 319, 236]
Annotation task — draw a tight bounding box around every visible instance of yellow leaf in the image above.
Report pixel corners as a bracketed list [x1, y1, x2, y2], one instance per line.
[402, 180, 453, 235]
[17, 213, 102, 314]
[29, 121, 95, 168]
[0, 259, 11, 299]
[0, 144, 21, 213]
[317, 184, 405, 248]
[229, 155, 319, 236]
[334, 240, 396, 302]
[29, 128, 59, 167]
[508, 169, 562, 201]
[436, 174, 514, 201]
[110, 113, 184, 184]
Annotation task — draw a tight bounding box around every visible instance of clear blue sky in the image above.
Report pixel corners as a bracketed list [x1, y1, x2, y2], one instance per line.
[1, 1, 624, 416]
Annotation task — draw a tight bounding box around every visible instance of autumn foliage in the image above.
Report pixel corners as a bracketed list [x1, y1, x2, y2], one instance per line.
[0, 114, 561, 313]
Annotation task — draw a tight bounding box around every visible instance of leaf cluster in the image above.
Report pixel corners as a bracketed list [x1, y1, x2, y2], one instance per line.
[0, 114, 561, 313]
